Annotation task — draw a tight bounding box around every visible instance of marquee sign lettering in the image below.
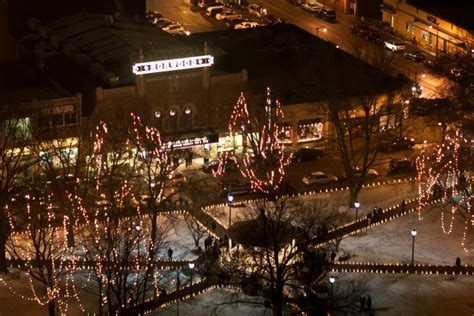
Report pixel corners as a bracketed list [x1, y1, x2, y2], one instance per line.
[166, 134, 218, 149]
[132, 55, 214, 75]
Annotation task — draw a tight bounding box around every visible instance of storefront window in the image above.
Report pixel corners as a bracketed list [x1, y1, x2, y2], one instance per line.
[421, 31, 429, 42]
[279, 124, 292, 144]
[297, 120, 324, 143]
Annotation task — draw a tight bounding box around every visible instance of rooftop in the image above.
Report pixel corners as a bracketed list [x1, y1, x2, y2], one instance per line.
[0, 60, 70, 107]
[407, 0, 474, 31]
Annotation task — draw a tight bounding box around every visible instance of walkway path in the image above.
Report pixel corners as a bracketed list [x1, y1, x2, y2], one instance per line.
[331, 262, 474, 276]
[312, 197, 423, 246]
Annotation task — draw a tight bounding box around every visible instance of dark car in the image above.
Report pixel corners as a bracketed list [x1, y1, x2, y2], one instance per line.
[403, 51, 425, 63]
[449, 67, 468, 82]
[366, 32, 384, 45]
[316, 8, 336, 21]
[350, 24, 370, 37]
[388, 158, 417, 175]
[423, 59, 443, 73]
[262, 14, 283, 26]
[378, 136, 416, 152]
[288, 0, 304, 5]
[291, 148, 324, 163]
[202, 157, 237, 173]
[217, 179, 251, 196]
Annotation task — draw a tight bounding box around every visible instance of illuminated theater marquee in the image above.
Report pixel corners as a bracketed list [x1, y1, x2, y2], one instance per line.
[132, 55, 214, 75]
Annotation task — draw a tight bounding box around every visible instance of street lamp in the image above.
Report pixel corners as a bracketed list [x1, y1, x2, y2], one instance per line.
[227, 194, 234, 228]
[429, 23, 440, 57]
[316, 25, 327, 38]
[411, 229, 417, 265]
[329, 276, 336, 305]
[188, 262, 195, 285]
[354, 202, 360, 221]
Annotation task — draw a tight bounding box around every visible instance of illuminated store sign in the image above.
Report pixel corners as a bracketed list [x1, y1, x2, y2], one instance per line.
[167, 134, 218, 149]
[132, 55, 214, 75]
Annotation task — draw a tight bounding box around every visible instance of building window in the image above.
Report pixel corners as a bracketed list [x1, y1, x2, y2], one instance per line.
[169, 109, 178, 130]
[279, 124, 292, 144]
[183, 107, 193, 129]
[154, 111, 162, 129]
[297, 119, 324, 143]
[64, 112, 77, 125]
[421, 31, 429, 42]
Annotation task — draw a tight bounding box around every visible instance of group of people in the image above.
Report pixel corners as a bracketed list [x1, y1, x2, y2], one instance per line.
[367, 206, 383, 224]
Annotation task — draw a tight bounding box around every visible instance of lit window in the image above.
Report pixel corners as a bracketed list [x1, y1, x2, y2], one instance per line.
[184, 107, 192, 115]
[154, 111, 161, 118]
[170, 109, 176, 116]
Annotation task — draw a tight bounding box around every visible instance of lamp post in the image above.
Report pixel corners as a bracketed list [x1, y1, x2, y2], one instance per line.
[188, 262, 195, 285]
[411, 229, 417, 265]
[430, 23, 440, 58]
[135, 223, 141, 260]
[354, 201, 360, 221]
[316, 25, 327, 38]
[176, 267, 181, 316]
[227, 194, 234, 228]
[329, 276, 336, 305]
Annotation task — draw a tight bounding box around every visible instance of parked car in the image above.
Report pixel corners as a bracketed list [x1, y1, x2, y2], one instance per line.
[316, 8, 336, 21]
[350, 24, 370, 37]
[248, 4, 267, 17]
[146, 10, 163, 24]
[288, 0, 304, 5]
[366, 32, 384, 45]
[202, 157, 237, 173]
[262, 14, 283, 25]
[388, 158, 417, 174]
[384, 40, 406, 52]
[155, 18, 174, 28]
[301, 2, 322, 12]
[235, 21, 260, 29]
[353, 168, 379, 178]
[424, 59, 443, 73]
[215, 11, 242, 21]
[449, 67, 468, 82]
[302, 171, 338, 186]
[199, 0, 220, 8]
[378, 136, 416, 152]
[291, 148, 324, 163]
[217, 179, 251, 197]
[226, 18, 247, 29]
[162, 23, 186, 35]
[206, 6, 225, 17]
[164, 172, 187, 193]
[403, 51, 425, 62]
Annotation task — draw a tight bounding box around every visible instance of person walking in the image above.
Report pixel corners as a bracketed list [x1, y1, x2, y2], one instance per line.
[455, 257, 461, 274]
[401, 199, 406, 211]
[360, 295, 366, 311]
[330, 251, 336, 264]
[367, 295, 372, 311]
[167, 247, 173, 261]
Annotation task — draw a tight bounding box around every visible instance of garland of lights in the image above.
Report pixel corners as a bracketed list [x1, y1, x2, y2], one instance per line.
[215, 88, 292, 195]
[416, 129, 473, 252]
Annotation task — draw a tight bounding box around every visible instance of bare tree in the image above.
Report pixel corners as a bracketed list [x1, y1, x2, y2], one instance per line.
[6, 190, 80, 316]
[0, 116, 33, 272]
[216, 88, 292, 198]
[225, 199, 336, 316]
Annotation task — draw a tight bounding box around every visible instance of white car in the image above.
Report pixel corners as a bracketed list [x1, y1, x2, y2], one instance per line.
[302, 171, 338, 186]
[234, 21, 260, 29]
[162, 23, 186, 35]
[216, 11, 242, 21]
[301, 2, 322, 12]
[384, 40, 405, 52]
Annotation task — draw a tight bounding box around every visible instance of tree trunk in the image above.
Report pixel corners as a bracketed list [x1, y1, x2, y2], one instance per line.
[48, 300, 56, 316]
[348, 185, 362, 208]
[271, 298, 283, 316]
[0, 213, 8, 273]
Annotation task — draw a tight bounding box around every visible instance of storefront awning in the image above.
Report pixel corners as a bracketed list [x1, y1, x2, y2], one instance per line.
[163, 128, 219, 149]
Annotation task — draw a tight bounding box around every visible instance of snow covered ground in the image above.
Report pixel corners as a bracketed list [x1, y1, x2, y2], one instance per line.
[205, 182, 418, 229]
[2, 182, 473, 315]
[339, 204, 474, 266]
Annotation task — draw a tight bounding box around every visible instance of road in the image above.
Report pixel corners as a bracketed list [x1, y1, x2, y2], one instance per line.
[148, 0, 452, 98]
